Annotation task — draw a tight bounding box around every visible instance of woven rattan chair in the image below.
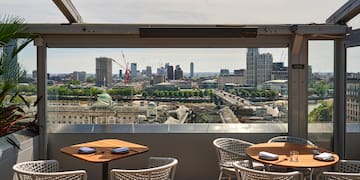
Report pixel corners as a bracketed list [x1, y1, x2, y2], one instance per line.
[233, 161, 303, 180]
[317, 160, 360, 180]
[13, 160, 87, 180]
[110, 157, 178, 180]
[267, 136, 316, 146]
[267, 136, 316, 176]
[213, 138, 264, 180]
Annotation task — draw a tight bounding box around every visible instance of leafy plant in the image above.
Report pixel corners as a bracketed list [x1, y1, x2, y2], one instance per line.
[0, 15, 36, 136]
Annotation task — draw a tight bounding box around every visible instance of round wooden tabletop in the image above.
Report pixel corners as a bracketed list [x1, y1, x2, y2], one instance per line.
[246, 142, 339, 168]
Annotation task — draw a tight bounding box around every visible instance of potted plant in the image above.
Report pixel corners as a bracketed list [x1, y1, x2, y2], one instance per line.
[0, 15, 37, 136]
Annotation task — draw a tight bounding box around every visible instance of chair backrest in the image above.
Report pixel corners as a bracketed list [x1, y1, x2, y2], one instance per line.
[336, 160, 360, 173]
[110, 157, 178, 180]
[318, 160, 360, 180]
[267, 136, 316, 146]
[319, 171, 360, 180]
[213, 138, 254, 168]
[13, 160, 87, 180]
[148, 157, 178, 180]
[233, 161, 303, 180]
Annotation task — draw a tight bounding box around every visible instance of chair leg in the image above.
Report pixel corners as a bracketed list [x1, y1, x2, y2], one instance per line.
[218, 171, 223, 180]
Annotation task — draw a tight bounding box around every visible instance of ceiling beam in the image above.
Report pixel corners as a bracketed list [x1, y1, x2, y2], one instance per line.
[53, 0, 82, 24]
[25, 24, 348, 36]
[327, 0, 360, 24]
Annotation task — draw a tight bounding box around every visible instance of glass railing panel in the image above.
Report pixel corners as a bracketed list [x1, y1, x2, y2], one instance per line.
[46, 48, 289, 132]
[307, 40, 334, 149]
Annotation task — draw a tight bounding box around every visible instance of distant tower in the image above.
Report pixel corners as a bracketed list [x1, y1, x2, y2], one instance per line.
[246, 48, 260, 87]
[258, 53, 273, 84]
[96, 57, 112, 87]
[167, 65, 174, 81]
[6, 39, 17, 62]
[146, 66, 152, 77]
[246, 48, 273, 88]
[190, 62, 194, 78]
[130, 63, 137, 79]
[119, 69, 122, 78]
[175, 65, 183, 80]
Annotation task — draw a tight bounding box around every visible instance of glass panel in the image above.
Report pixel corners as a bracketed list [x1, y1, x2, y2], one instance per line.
[308, 40, 334, 150]
[347, 47, 360, 123]
[1, 41, 38, 135]
[45, 48, 288, 128]
[347, 14, 360, 30]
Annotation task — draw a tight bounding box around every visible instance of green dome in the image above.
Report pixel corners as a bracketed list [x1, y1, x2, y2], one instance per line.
[92, 93, 112, 108]
[97, 93, 112, 104]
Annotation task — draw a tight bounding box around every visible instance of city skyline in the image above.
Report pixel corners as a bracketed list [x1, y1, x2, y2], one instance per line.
[18, 44, 354, 75]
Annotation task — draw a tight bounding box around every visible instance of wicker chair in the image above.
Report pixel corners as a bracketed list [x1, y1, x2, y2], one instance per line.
[13, 160, 87, 180]
[233, 161, 303, 180]
[267, 136, 316, 176]
[213, 138, 264, 180]
[267, 136, 316, 146]
[317, 160, 360, 180]
[110, 157, 178, 180]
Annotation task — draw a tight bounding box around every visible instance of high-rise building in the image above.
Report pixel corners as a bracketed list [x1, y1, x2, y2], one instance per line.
[119, 69, 122, 78]
[175, 65, 183, 80]
[73, 71, 86, 81]
[96, 57, 112, 87]
[130, 63, 137, 79]
[190, 62, 194, 78]
[246, 48, 273, 87]
[5, 39, 17, 62]
[246, 48, 259, 86]
[146, 66, 152, 77]
[167, 65, 174, 80]
[157, 66, 166, 76]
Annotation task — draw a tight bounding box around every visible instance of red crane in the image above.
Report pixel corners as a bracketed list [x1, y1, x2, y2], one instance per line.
[112, 51, 131, 83]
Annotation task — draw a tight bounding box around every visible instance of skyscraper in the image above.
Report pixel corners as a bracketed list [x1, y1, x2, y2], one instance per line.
[167, 65, 174, 81]
[246, 48, 260, 86]
[96, 57, 112, 87]
[246, 48, 273, 87]
[190, 62, 194, 78]
[146, 66, 152, 77]
[131, 63, 137, 79]
[175, 65, 183, 80]
[119, 69, 122, 78]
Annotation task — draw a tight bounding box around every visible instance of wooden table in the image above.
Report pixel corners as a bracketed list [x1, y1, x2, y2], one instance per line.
[61, 139, 149, 180]
[246, 142, 339, 179]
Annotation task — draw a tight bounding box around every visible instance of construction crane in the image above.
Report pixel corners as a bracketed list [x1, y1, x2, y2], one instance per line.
[112, 51, 131, 83]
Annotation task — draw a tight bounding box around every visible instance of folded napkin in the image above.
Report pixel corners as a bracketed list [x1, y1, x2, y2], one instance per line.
[78, 147, 96, 154]
[111, 147, 129, 154]
[258, 151, 279, 160]
[314, 152, 334, 161]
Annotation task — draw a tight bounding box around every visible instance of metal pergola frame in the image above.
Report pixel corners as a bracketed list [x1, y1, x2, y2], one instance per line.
[25, 0, 360, 159]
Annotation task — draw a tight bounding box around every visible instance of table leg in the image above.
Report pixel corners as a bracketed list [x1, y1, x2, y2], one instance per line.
[103, 162, 109, 180]
[309, 168, 314, 180]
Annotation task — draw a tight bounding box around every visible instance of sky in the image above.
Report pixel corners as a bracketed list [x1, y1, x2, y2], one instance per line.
[2, 0, 360, 74]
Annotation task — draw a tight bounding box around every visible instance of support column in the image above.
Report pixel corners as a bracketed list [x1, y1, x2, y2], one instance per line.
[35, 38, 48, 159]
[334, 39, 346, 158]
[288, 35, 308, 138]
